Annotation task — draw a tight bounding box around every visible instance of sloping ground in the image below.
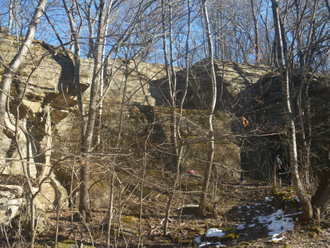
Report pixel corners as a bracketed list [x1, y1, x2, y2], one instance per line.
[4, 179, 330, 247]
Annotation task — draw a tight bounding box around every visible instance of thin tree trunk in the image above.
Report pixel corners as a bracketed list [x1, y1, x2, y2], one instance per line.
[198, 0, 217, 216]
[106, 173, 115, 248]
[79, 0, 107, 222]
[271, 0, 313, 222]
[162, 0, 181, 235]
[250, 0, 259, 63]
[0, 0, 48, 143]
[179, 0, 191, 112]
[39, 104, 52, 182]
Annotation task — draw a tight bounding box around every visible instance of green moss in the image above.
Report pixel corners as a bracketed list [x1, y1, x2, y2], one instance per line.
[195, 227, 206, 235]
[57, 240, 94, 248]
[121, 215, 137, 225]
[221, 233, 239, 241]
[308, 226, 322, 234]
[222, 226, 236, 232]
[238, 242, 252, 247]
[272, 187, 297, 210]
[308, 232, 317, 238]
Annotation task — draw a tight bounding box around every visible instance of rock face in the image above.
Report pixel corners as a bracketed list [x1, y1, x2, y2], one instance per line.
[74, 105, 241, 208]
[166, 59, 272, 110]
[167, 59, 330, 180]
[1, 33, 329, 219]
[0, 33, 94, 221]
[0, 33, 167, 212]
[236, 71, 330, 179]
[103, 59, 166, 106]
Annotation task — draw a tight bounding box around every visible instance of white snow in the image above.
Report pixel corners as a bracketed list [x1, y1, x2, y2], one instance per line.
[236, 223, 245, 230]
[194, 199, 298, 247]
[205, 228, 226, 238]
[254, 209, 294, 241]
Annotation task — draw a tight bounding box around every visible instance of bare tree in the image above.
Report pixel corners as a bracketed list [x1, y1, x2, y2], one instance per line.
[0, 0, 48, 160]
[198, 0, 217, 216]
[250, 0, 260, 63]
[271, 0, 313, 221]
[161, 0, 184, 235]
[78, 0, 107, 222]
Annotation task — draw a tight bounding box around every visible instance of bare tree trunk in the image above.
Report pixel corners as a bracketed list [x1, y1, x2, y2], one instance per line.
[79, 0, 107, 222]
[311, 169, 330, 213]
[162, 0, 181, 235]
[250, 0, 259, 63]
[106, 173, 115, 248]
[271, 0, 313, 222]
[198, 0, 217, 216]
[0, 0, 48, 144]
[326, 0, 330, 15]
[179, 0, 191, 112]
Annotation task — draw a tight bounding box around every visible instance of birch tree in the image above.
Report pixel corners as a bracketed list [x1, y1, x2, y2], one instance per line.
[0, 0, 48, 159]
[198, 0, 217, 216]
[271, 0, 313, 221]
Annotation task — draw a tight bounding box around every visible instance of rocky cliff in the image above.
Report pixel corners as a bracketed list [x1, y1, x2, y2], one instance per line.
[1, 33, 329, 225]
[0, 34, 241, 224]
[171, 59, 330, 180]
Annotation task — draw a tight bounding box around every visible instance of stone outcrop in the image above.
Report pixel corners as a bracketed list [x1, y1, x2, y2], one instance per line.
[171, 58, 330, 179]
[165, 59, 272, 110]
[237, 71, 330, 179]
[0, 34, 185, 221]
[1, 32, 329, 223]
[0, 33, 92, 222]
[103, 59, 167, 106]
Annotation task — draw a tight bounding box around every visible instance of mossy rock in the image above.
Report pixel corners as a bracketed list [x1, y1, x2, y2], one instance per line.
[272, 186, 299, 211]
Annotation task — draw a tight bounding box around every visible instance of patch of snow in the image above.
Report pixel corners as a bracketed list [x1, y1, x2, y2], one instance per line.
[253, 209, 294, 242]
[236, 223, 245, 230]
[271, 234, 285, 242]
[194, 236, 201, 243]
[194, 229, 226, 248]
[194, 199, 299, 246]
[205, 228, 226, 238]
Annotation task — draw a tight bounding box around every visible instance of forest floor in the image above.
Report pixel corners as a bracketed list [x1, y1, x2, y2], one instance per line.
[6, 179, 330, 247]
